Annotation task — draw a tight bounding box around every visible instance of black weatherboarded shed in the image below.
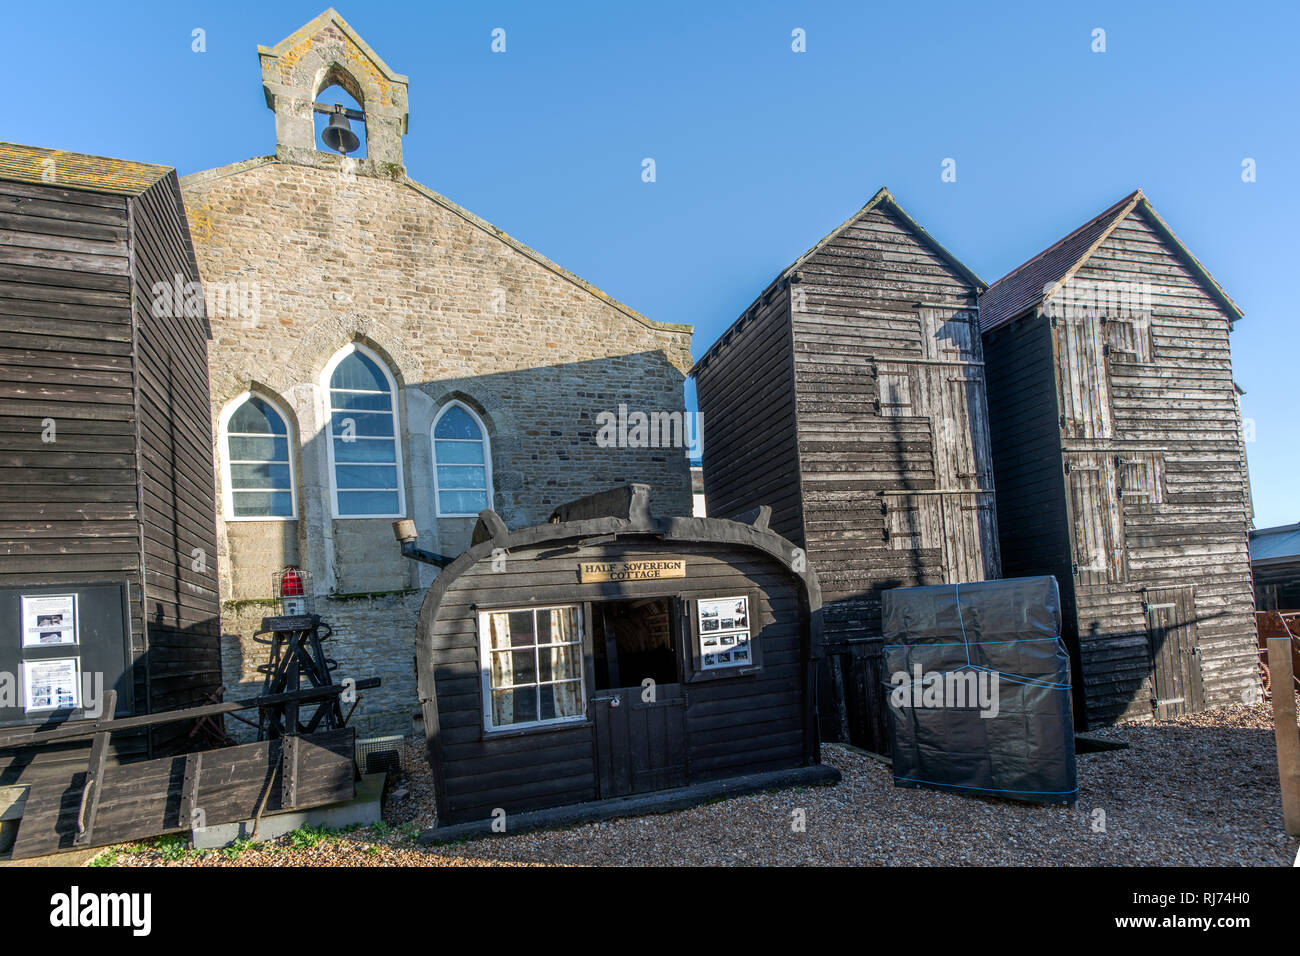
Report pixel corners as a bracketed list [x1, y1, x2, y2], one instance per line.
[0, 143, 221, 782]
[412, 485, 832, 831]
[979, 189, 1259, 728]
[692, 188, 1000, 754]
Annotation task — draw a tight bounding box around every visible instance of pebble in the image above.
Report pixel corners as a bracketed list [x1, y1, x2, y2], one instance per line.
[107, 697, 1300, 867]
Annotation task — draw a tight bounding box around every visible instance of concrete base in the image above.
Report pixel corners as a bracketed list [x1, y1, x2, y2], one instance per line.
[191, 773, 386, 849]
[0, 786, 27, 856]
[421, 763, 841, 845]
[0, 845, 102, 867]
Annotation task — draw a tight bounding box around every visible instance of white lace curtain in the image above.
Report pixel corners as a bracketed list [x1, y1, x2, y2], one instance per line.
[485, 606, 583, 727]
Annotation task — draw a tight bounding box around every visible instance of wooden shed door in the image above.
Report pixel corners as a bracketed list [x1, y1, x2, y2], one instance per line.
[1065, 452, 1126, 585]
[591, 685, 687, 797]
[589, 598, 688, 797]
[1055, 313, 1113, 440]
[940, 492, 998, 583]
[1144, 587, 1204, 718]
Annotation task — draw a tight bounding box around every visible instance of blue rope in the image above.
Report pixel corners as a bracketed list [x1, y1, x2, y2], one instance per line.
[882, 585, 1072, 691]
[894, 776, 1078, 797]
[882, 663, 1070, 692]
[955, 582, 970, 665]
[882, 637, 1059, 649]
[968, 663, 1071, 690]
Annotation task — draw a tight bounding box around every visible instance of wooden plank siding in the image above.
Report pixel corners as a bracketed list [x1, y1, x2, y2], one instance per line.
[981, 313, 1084, 716]
[694, 286, 803, 543]
[418, 526, 816, 825]
[981, 196, 1258, 730]
[792, 205, 997, 749]
[0, 155, 221, 786]
[129, 176, 221, 750]
[431, 544, 803, 820]
[0, 179, 148, 777]
[695, 191, 998, 752]
[1060, 206, 1256, 723]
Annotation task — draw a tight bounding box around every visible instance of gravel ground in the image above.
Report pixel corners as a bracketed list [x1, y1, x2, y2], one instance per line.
[103, 699, 1299, 867]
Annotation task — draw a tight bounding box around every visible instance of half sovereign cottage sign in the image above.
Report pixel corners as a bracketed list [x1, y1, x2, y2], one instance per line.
[579, 560, 687, 583]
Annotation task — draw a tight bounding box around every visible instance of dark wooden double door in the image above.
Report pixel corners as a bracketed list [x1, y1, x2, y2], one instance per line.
[588, 597, 688, 797]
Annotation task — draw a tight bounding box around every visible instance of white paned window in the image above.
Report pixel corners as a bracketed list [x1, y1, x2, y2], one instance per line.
[433, 402, 492, 517]
[478, 605, 585, 731]
[324, 345, 404, 518]
[221, 393, 295, 520]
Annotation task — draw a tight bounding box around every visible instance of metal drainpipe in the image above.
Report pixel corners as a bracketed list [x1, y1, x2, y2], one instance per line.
[391, 520, 457, 569]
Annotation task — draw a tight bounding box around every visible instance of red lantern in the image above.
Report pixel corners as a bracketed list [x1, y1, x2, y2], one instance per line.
[279, 568, 304, 597]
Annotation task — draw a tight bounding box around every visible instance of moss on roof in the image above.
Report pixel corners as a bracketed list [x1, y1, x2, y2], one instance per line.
[0, 142, 175, 196]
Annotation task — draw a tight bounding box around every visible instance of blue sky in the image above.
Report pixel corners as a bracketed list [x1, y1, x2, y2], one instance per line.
[4, 1, 1296, 527]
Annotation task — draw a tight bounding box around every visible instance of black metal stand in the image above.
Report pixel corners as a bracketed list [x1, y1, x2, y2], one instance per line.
[254, 614, 344, 739]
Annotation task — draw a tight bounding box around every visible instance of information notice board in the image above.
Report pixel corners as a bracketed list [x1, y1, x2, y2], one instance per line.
[1, 582, 133, 726]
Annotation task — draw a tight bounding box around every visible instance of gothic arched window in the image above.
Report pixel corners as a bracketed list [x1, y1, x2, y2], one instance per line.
[324, 344, 404, 517]
[220, 393, 296, 520]
[432, 402, 492, 517]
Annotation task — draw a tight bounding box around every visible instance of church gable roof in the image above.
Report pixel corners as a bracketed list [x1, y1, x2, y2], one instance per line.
[179, 158, 689, 336]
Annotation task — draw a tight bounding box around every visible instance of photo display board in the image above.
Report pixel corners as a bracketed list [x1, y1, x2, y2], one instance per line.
[696, 595, 752, 670]
[20, 593, 78, 648]
[1, 583, 133, 726]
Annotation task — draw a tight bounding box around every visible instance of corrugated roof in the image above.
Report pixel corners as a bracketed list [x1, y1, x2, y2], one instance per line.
[1251, 523, 1300, 565]
[0, 142, 174, 196]
[979, 189, 1243, 333]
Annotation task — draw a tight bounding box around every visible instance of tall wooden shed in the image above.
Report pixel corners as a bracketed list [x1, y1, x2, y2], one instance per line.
[692, 188, 1000, 752]
[0, 143, 221, 782]
[980, 189, 1258, 728]
[412, 485, 829, 828]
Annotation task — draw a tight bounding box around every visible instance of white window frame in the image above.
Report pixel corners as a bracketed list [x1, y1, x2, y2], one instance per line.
[432, 400, 494, 518]
[477, 603, 587, 733]
[218, 391, 297, 522]
[322, 343, 406, 520]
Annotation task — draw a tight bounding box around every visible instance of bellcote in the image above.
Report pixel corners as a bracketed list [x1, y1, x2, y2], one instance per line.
[258, 9, 409, 177]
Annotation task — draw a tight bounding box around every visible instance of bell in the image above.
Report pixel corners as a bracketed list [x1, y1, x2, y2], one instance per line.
[321, 112, 360, 155]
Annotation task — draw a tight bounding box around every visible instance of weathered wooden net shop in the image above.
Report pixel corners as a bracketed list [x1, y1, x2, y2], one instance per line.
[407, 484, 832, 830]
[0, 144, 222, 790]
[692, 188, 1000, 753]
[979, 189, 1259, 727]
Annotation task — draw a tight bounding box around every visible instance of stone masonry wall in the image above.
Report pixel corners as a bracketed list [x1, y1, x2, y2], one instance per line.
[184, 157, 694, 740]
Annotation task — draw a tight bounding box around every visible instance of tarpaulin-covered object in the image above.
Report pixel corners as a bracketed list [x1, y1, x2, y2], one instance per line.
[882, 576, 1077, 804]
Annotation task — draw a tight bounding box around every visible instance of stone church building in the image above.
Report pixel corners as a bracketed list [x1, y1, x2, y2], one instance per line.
[181, 10, 693, 738]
